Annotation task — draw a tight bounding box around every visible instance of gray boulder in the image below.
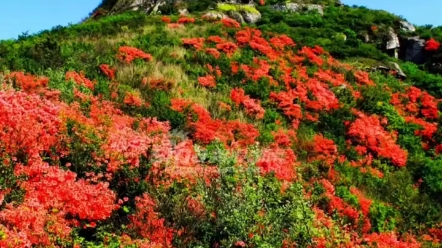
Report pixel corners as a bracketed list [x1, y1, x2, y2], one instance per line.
[178, 8, 189, 16]
[386, 27, 400, 50]
[364, 33, 370, 42]
[129, 0, 166, 13]
[271, 3, 324, 16]
[370, 63, 406, 79]
[390, 62, 406, 78]
[230, 11, 245, 23]
[203, 11, 227, 20]
[403, 36, 426, 64]
[400, 20, 416, 33]
[241, 11, 261, 23]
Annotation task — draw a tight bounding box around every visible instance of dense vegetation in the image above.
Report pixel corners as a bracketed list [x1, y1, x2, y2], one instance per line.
[0, 1, 442, 247]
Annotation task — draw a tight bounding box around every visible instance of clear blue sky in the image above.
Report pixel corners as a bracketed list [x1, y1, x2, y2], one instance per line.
[0, 0, 101, 40]
[0, 0, 440, 41]
[344, 0, 442, 26]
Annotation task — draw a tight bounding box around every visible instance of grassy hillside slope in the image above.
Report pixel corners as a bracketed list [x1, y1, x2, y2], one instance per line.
[0, 8, 441, 248]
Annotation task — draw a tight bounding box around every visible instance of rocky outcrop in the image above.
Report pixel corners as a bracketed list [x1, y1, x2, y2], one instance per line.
[400, 20, 416, 33]
[271, 3, 324, 16]
[386, 27, 400, 50]
[129, 0, 166, 13]
[202, 11, 228, 20]
[178, 8, 189, 15]
[402, 36, 426, 64]
[364, 33, 370, 43]
[230, 11, 245, 23]
[216, 3, 261, 24]
[242, 11, 261, 23]
[370, 62, 406, 79]
[390, 62, 406, 78]
[430, 62, 442, 74]
[386, 27, 400, 58]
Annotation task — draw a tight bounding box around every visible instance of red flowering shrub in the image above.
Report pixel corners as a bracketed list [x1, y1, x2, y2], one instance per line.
[405, 116, 438, 139]
[171, 100, 259, 147]
[299, 46, 324, 66]
[230, 88, 265, 119]
[272, 129, 297, 147]
[363, 232, 421, 248]
[354, 70, 375, 86]
[349, 187, 372, 217]
[207, 35, 226, 44]
[198, 75, 216, 88]
[249, 32, 279, 60]
[270, 35, 295, 50]
[128, 194, 174, 246]
[124, 91, 144, 107]
[14, 160, 118, 221]
[117, 46, 153, 63]
[216, 42, 238, 56]
[66, 71, 96, 90]
[347, 113, 408, 167]
[5, 71, 49, 93]
[99, 64, 116, 80]
[151, 140, 219, 187]
[391, 86, 439, 143]
[319, 179, 360, 223]
[181, 37, 205, 50]
[308, 134, 338, 166]
[270, 90, 303, 127]
[0, 159, 118, 246]
[0, 90, 63, 160]
[221, 18, 241, 28]
[206, 64, 222, 77]
[205, 48, 221, 58]
[425, 38, 440, 51]
[240, 57, 271, 81]
[177, 17, 195, 24]
[167, 23, 183, 29]
[304, 79, 339, 111]
[235, 28, 262, 46]
[161, 16, 171, 23]
[257, 147, 297, 181]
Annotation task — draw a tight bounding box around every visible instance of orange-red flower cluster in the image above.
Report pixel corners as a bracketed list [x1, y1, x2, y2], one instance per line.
[230, 88, 265, 119]
[99, 64, 116, 80]
[221, 18, 241, 28]
[5, 71, 49, 93]
[182, 37, 205, 50]
[198, 74, 217, 88]
[123, 91, 144, 107]
[117, 46, 153, 63]
[128, 194, 174, 247]
[177, 17, 195, 24]
[66, 71, 96, 90]
[257, 147, 297, 181]
[425, 38, 440, 51]
[171, 99, 259, 148]
[347, 113, 408, 167]
[161, 16, 171, 23]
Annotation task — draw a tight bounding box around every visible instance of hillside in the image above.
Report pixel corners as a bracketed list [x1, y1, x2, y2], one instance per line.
[0, 1, 442, 247]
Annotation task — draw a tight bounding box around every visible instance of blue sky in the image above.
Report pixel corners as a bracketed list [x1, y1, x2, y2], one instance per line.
[344, 0, 441, 26]
[0, 0, 440, 40]
[0, 0, 101, 40]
